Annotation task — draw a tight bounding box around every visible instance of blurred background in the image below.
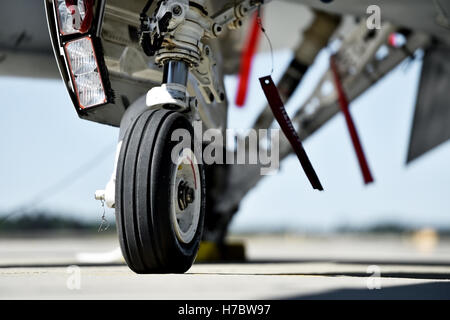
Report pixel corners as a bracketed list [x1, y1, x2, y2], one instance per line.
[2, 0, 450, 301]
[0, 0, 449, 242]
[1, 48, 449, 238]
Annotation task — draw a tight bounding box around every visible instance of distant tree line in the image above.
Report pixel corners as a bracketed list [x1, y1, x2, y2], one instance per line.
[0, 211, 116, 233]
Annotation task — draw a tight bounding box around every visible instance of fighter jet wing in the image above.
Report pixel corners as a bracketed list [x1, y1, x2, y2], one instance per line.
[0, 0, 58, 78]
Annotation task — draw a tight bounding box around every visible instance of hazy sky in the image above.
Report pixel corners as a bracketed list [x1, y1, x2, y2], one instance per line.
[0, 49, 449, 232]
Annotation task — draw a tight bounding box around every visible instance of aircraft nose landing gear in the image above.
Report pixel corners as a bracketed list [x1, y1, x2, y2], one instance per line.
[111, 0, 267, 274]
[114, 50, 206, 273]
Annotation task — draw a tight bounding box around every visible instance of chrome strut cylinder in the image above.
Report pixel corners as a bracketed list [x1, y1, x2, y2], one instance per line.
[163, 60, 189, 86]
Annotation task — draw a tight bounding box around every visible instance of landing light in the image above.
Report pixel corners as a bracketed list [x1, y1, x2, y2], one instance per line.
[65, 37, 106, 109]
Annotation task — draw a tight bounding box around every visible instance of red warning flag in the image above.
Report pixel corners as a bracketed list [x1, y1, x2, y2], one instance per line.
[235, 12, 262, 107]
[330, 55, 374, 185]
[259, 76, 324, 191]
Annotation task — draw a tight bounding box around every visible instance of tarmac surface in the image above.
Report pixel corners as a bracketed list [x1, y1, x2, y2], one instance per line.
[1, 233, 450, 299]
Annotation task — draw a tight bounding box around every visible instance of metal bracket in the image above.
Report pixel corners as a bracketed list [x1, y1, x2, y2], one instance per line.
[191, 45, 225, 104]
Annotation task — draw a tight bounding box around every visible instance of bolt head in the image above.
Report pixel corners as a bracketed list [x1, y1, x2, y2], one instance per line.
[213, 24, 223, 36]
[172, 5, 182, 16]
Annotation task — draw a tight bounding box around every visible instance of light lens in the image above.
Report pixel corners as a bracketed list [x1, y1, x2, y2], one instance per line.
[56, 0, 92, 35]
[65, 36, 97, 74]
[65, 37, 106, 108]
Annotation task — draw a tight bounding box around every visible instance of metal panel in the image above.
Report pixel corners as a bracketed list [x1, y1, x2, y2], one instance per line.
[407, 42, 450, 163]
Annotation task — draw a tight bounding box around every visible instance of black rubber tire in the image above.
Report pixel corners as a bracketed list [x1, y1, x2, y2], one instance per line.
[116, 109, 205, 274]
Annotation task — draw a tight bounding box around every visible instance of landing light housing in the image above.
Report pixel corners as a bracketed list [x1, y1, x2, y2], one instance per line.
[47, 0, 111, 111]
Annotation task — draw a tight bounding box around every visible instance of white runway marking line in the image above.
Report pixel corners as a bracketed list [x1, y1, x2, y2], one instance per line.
[75, 247, 123, 264]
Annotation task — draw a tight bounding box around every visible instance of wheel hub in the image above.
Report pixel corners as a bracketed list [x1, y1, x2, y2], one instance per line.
[170, 148, 201, 244]
[178, 181, 195, 211]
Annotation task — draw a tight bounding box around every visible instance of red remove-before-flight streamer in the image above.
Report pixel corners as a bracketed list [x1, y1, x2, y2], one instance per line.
[235, 11, 262, 107]
[330, 55, 374, 185]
